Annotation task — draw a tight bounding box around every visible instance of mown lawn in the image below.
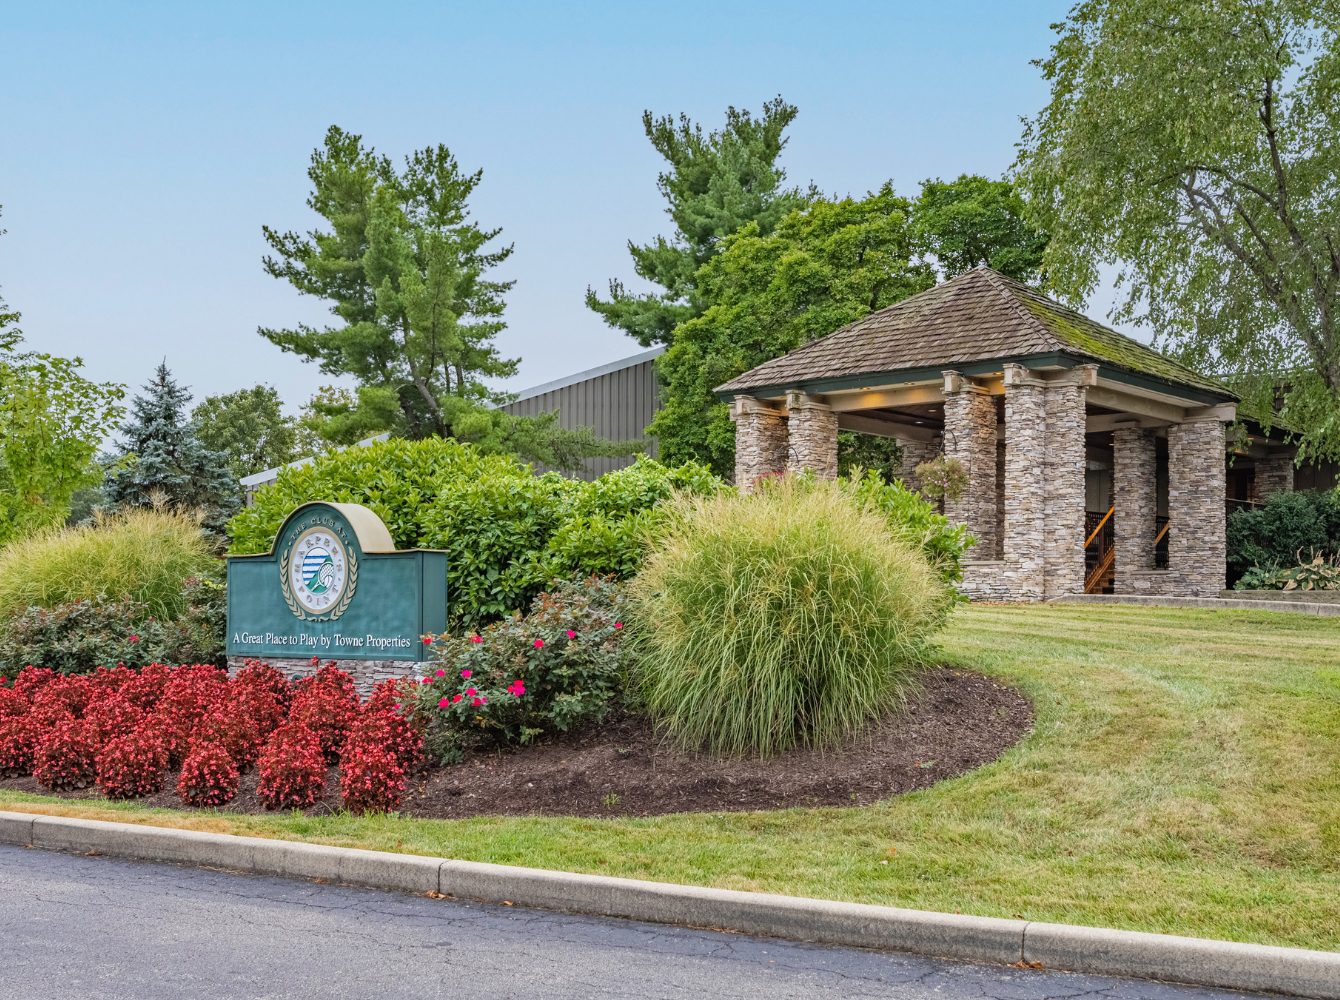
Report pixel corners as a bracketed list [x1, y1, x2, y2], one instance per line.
[4, 603, 1338, 950]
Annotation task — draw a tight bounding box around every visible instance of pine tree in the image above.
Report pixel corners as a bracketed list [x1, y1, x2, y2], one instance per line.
[105, 363, 239, 534]
[586, 97, 808, 347]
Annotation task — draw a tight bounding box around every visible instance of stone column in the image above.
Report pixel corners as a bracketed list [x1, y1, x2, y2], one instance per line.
[1112, 424, 1158, 593]
[896, 435, 942, 495]
[942, 372, 999, 559]
[1041, 366, 1094, 598]
[1000, 364, 1047, 599]
[1251, 452, 1295, 502]
[1167, 417, 1228, 596]
[731, 396, 787, 493]
[785, 391, 838, 479]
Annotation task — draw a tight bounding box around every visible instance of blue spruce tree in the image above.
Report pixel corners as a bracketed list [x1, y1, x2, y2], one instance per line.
[105, 362, 239, 535]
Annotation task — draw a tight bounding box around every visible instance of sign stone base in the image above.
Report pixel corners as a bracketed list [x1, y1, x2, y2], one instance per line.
[227, 656, 421, 698]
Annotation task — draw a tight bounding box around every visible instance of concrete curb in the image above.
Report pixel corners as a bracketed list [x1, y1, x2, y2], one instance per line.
[1052, 594, 1340, 616]
[2, 810, 1338, 998]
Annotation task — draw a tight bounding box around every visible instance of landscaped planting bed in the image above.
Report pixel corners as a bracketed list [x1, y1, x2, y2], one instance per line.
[0, 666, 1029, 818]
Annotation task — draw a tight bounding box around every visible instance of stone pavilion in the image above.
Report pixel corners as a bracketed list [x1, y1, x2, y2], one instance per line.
[717, 267, 1301, 600]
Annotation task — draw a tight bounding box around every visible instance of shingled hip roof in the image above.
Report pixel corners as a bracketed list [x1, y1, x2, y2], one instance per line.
[715, 267, 1234, 400]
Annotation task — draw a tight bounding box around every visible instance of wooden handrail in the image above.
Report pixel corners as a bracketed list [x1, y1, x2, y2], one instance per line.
[1084, 506, 1115, 549]
[1084, 517, 1172, 594]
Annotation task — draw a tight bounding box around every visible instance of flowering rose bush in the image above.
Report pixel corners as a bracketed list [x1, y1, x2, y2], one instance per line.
[177, 740, 240, 807]
[95, 730, 169, 799]
[411, 576, 628, 762]
[33, 720, 100, 790]
[339, 743, 406, 815]
[256, 724, 327, 810]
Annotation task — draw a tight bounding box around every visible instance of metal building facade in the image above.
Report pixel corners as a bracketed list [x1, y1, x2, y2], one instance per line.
[500, 348, 663, 480]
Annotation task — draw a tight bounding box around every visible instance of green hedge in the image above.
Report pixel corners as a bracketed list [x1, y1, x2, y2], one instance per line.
[228, 438, 723, 628]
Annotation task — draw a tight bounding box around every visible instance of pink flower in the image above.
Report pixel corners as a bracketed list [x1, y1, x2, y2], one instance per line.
[507, 680, 526, 697]
[309, 655, 320, 665]
[420, 676, 431, 685]
[469, 634, 483, 644]
[533, 638, 544, 649]
[465, 687, 476, 696]
[438, 697, 450, 709]
[613, 622, 623, 630]
[460, 669, 472, 680]
[451, 693, 463, 704]
[471, 697, 483, 707]
[565, 629, 576, 639]
[422, 636, 433, 645]
[128, 634, 140, 643]
[435, 669, 446, 678]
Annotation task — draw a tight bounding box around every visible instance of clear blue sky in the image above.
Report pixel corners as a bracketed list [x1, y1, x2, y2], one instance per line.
[1, 0, 1111, 412]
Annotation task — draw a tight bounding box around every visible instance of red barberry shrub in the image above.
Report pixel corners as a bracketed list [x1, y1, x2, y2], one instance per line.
[84, 695, 145, 746]
[195, 706, 263, 770]
[177, 741, 240, 807]
[339, 743, 406, 815]
[13, 666, 57, 699]
[345, 709, 425, 775]
[232, 660, 291, 712]
[120, 662, 172, 710]
[290, 684, 359, 762]
[0, 716, 40, 776]
[95, 730, 169, 799]
[256, 726, 326, 810]
[0, 686, 29, 718]
[33, 720, 100, 790]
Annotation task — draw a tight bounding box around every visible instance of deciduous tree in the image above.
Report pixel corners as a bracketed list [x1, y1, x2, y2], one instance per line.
[651, 186, 933, 476]
[192, 384, 306, 480]
[0, 210, 124, 541]
[1017, 0, 1340, 457]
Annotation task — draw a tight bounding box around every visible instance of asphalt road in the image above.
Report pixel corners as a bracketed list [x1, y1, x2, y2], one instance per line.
[0, 844, 1267, 1000]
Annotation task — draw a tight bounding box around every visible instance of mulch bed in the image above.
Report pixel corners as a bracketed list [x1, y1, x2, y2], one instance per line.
[1, 668, 1031, 819]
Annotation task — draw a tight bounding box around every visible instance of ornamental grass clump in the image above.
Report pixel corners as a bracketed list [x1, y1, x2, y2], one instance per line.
[0, 508, 213, 624]
[630, 477, 952, 757]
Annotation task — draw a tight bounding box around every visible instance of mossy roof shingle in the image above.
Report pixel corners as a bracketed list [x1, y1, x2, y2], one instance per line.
[715, 267, 1234, 399]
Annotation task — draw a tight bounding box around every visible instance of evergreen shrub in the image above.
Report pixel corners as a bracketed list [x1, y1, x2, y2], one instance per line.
[1227, 490, 1340, 583]
[630, 476, 953, 757]
[228, 438, 722, 627]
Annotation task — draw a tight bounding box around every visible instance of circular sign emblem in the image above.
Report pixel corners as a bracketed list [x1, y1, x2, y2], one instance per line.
[280, 524, 358, 621]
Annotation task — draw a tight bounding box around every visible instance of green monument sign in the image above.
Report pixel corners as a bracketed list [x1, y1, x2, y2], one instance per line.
[226, 502, 447, 662]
